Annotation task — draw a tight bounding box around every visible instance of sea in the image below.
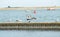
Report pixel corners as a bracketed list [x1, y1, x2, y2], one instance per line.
[0, 30, 60, 37]
[0, 9, 60, 37]
[0, 9, 60, 22]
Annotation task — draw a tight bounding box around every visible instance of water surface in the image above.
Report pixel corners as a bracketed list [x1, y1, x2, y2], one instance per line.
[0, 9, 60, 22]
[0, 30, 60, 37]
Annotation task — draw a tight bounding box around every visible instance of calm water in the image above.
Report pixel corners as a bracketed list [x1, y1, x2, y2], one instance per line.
[0, 9, 60, 37]
[0, 30, 60, 37]
[0, 9, 60, 22]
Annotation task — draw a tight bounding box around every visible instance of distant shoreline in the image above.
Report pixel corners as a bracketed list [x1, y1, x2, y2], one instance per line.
[0, 6, 60, 10]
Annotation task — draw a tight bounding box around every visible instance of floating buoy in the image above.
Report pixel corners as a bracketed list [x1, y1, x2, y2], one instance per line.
[33, 10, 36, 14]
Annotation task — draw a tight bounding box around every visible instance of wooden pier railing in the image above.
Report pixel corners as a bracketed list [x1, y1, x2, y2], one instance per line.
[0, 22, 60, 30]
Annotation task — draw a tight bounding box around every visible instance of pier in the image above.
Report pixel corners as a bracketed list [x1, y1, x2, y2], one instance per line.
[0, 22, 60, 30]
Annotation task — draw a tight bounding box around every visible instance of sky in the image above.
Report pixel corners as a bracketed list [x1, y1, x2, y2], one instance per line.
[0, 0, 60, 7]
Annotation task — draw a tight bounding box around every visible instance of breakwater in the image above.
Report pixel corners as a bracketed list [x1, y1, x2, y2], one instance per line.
[0, 23, 60, 30]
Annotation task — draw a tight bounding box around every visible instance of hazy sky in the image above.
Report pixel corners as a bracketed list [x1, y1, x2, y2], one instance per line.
[0, 0, 60, 7]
